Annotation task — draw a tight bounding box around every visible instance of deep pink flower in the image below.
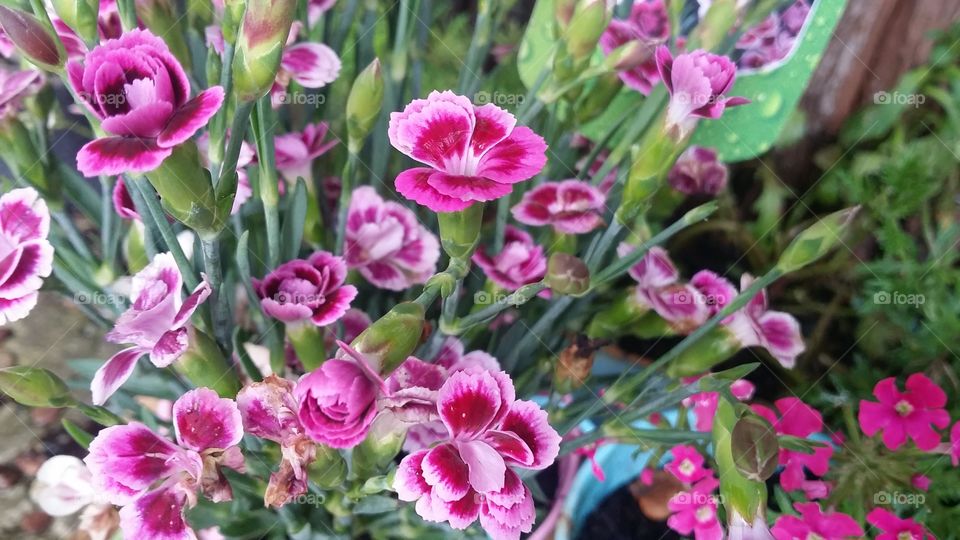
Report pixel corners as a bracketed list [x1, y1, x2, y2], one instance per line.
[394, 369, 561, 540]
[772, 503, 861, 540]
[618, 244, 710, 331]
[858, 373, 950, 451]
[344, 186, 440, 290]
[665, 444, 710, 483]
[731, 379, 756, 400]
[751, 397, 832, 494]
[0, 67, 41, 119]
[866, 508, 931, 540]
[511, 180, 606, 234]
[666, 476, 722, 540]
[621, 244, 677, 288]
[69, 29, 224, 176]
[274, 122, 337, 183]
[725, 274, 805, 368]
[389, 90, 548, 212]
[599, 0, 670, 94]
[254, 251, 357, 325]
[655, 46, 748, 138]
[85, 388, 245, 540]
[0, 188, 53, 326]
[92, 252, 210, 404]
[111, 178, 139, 220]
[473, 226, 547, 291]
[668, 146, 728, 196]
[911, 473, 931, 492]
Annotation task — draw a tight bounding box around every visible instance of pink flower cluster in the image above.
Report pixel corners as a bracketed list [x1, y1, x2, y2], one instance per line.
[511, 179, 606, 235]
[736, 0, 810, 70]
[664, 445, 724, 540]
[254, 250, 357, 326]
[473, 226, 547, 292]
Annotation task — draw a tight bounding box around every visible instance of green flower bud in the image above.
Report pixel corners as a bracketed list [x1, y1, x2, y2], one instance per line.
[617, 123, 684, 224]
[50, 0, 99, 43]
[308, 445, 347, 489]
[776, 207, 859, 274]
[143, 142, 229, 240]
[352, 419, 405, 479]
[731, 413, 779, 482]
[712, 397, 768, 523]
[437, 204, 484, 261]
[586, 292, 648, 339]
[554, 0, 577, 31]
[286, 321, 326, 371]
[136, 0, 192, 68]
[563, 0, 609, 60]
[665, 325, 741, 378]
[351, 302, 425, 374]
[124, 221, 150, 272]
[346, 59, 384, 153]
[231, 0, 297, 102]
[0, 366, 75, 408]
[0, 6, 65, 72]
[175, 329, 241, 398]
[545, 253, 590, 296]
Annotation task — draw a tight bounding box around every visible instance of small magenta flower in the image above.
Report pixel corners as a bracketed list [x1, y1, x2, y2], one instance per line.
[389, 90, 548, 212]
[752, 397, 833, 495]
[619, 244, 709, 331]
[668, 146, 728, 196]
[85, 388, 245, 540]
[254, 251, 357, 326]
[725, 274, 805, 368]
[274, 122, 337, 183]
[858, 373, 950, 451]
[511, 180, 606, 234]
[92, 252, 211, 404]
[69, 29, 224, 176]
[473, 226, 547, 291]
[866, 508, 932, 540]
[0, 188, 53, 326]
[655, 46, 748, 139]
[665, 444, 710, 484]
[344, 186, 440, 291]
[666, 475, 722, 540]
[394, 369, 560, 540]
[599, 0, 670, 94]
[771, 502, 862, 540]
[111, 178, 140, 220]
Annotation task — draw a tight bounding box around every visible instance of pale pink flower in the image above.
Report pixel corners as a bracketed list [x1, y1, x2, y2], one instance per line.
[91, 252, 211, 404]
[511, 180, 606, 234]
[271, 37, 341, 105]
[389, 90, 548, 212]
[308, 0, 337, 24]
[344, 186, 440, 290]
[668, 146, 728, 196]
[751, 397, 832, 495]
[0, 188, 53, 325]
[599, 0, 670, 94]
[858, 373, 949, 451]
[866, 508, 932, 540]
[0, 67, 41, 119]
[619, 244, 709, 332]
[473, 226, 547, 291]
[254, 250, 357, 325]
[30, 456, 118, 540]
[274, 122, 337, 183]
[724, 274, 805, 368]
[771, 502, 862, 540]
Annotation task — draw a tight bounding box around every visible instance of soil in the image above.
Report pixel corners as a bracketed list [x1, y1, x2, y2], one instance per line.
[576, 483, 680, 540]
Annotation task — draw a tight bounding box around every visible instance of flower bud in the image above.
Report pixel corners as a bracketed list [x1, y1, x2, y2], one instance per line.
[617, 125, 683, 223]
[586, 292, 647, 339]
[437, 204, 484, 261]
[308, 445, 347, 489]
[286, 321, 327, 371]
[776, 207, 860, 274]
[231, 0, 297, 102]
[0, 366, 74, 408]
[554, 0, 577, 31]
[351, 302, 425, 374]
[545, 253, 590, 296]
[664, 325, 741, 378]
[50, 0, 99, 43]
[563, 0, 609, 60]
[345, 58, 384, 153]
[0, 6, 65, 72]
[175, 329, 241, 398]
[136, 0, 192, 68]
[712, 397, 769, 524]
[731, 413, 779, 482]
[351, 418, 405, 479]
[143, 142, 227, 239]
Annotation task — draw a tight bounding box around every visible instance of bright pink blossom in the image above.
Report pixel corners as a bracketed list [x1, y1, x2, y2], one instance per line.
[274, 122, 337, 183]
[85, 388, 245, 540]
[389, 90, 548, 212]
[511, 180, 606, 234]
[866, 508, 932, 540]
[752, 397, 833, 495]
[911, 473, 931, 492]
[619, 244, 709, 331]
[254, 251, 357, 325]
[473, 226, 547, 291]
[599, 0, 670, 94]
[0, 188, 53, 325]
[858, 373, 949, 451]
[665, 444, 710, 483]
[655, 46, 748, 138]
[667, 476, 723, 540]
[394, 369, 561, 540]
[771, 503, 862, 540]
[344, 186, 440, 290]
[725, 274, 805, 368]
[70, 29, 224, 176]
[92, 252, 211, 404]
[668, 146, 728, 196]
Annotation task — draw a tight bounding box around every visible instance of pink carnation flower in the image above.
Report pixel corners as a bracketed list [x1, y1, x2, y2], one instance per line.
[85, 388, 244, 540]
[271, 40, 341, 104]
[665, 444, 710, 483]
[254, 250, 357, 325]
[724, 274, 805, 368]
[274, 122, 337, 183]
[394, 369, 561, 540]
[511, 179, 606, 234]
[92, 252, 211, 404]
[0, 188, 53, 325]
[389, 90, 548, 212]
[752, 397, 833, 496]
[473, 226, 547, 291]
[858, 373, 950, 451]
[344, 186, 440, 290]
[599, 0, 670, 94]
[866, 508, 932, 540]
[668, 146, 728, 196]
[655, 46, 748, 139]
[69, 29, 225, 176]
[666, 476, 723, 540]
[771, 502, 862, 540]
[619, 244, 713, 332]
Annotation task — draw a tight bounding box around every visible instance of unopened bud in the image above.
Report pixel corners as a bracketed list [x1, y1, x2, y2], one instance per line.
[143, 143, 228, 239]
[0, 6, 65, 72]
[554, 0, 578, 31]
[617, 127, 683, 223]
[352, 418, 405, 478]
[175, 329, 241, 398]
[665, 325, 741, 378]
[731, 413, 779, 482]
[586, 292, 648, 339]
[345, 59, 384, 153]
[563, 0, 609, 60]
[545, 253, 590, 296]
[0, 366, 74, 408]
[308, 445, 347, 489]
[351, 302, 425, 374]
[712, 398, 768, 521]
[776, 207, 859, 274]
[231, 0, 297, 101]
[437, 203, 484, 261]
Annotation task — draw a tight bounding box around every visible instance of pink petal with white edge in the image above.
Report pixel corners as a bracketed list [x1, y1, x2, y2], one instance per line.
[118, 486, 194, 540]
[236, 375, 299, 443]
[496, 400, 560, 470]
[0, 187, 50, 242]
[395, 168, 473, 212]
[482, 430, 534, 467]
[389, 91, 475, 170]
[439, 490, 483, 529]
[388, 90, 475, 163]
[394, 449, 431, 501]
[77, 136, 172, 177]
[469, 103, 516, 158]
[91, 347, 146, 405]
[100, 102, 174, 139]
[0, 241, 54, 298]
[170, 279, 212, 329]
[282, 42, 341, 88]
[157, 86, 225, 148]
[438, 370, 510, 440]
[480, 476, 535, 540]
[456, 439, 506, 494]
[149, 327, 189, 368]
[310, 284, 358, 326]
[84, 422, 181, 505]
[173, 388, 244, 451]
[0, 292, 39, 325]
[757, 310, 804, 368]
[476, 126, 548, 184]
[421, 444, 471, 502]
[427, 173, 513, 202]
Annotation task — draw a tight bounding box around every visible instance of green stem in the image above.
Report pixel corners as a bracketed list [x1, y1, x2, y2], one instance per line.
[335, 152, 359, 253]
[588, 86, 668, 187]
[201, 237, 231, 351]
[129, 177, 200, 290]
[252, 96, 281, 268]
[51, 211, 94, 264]
[444, 282, 547, 334]
[456, 0, 494, 95]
